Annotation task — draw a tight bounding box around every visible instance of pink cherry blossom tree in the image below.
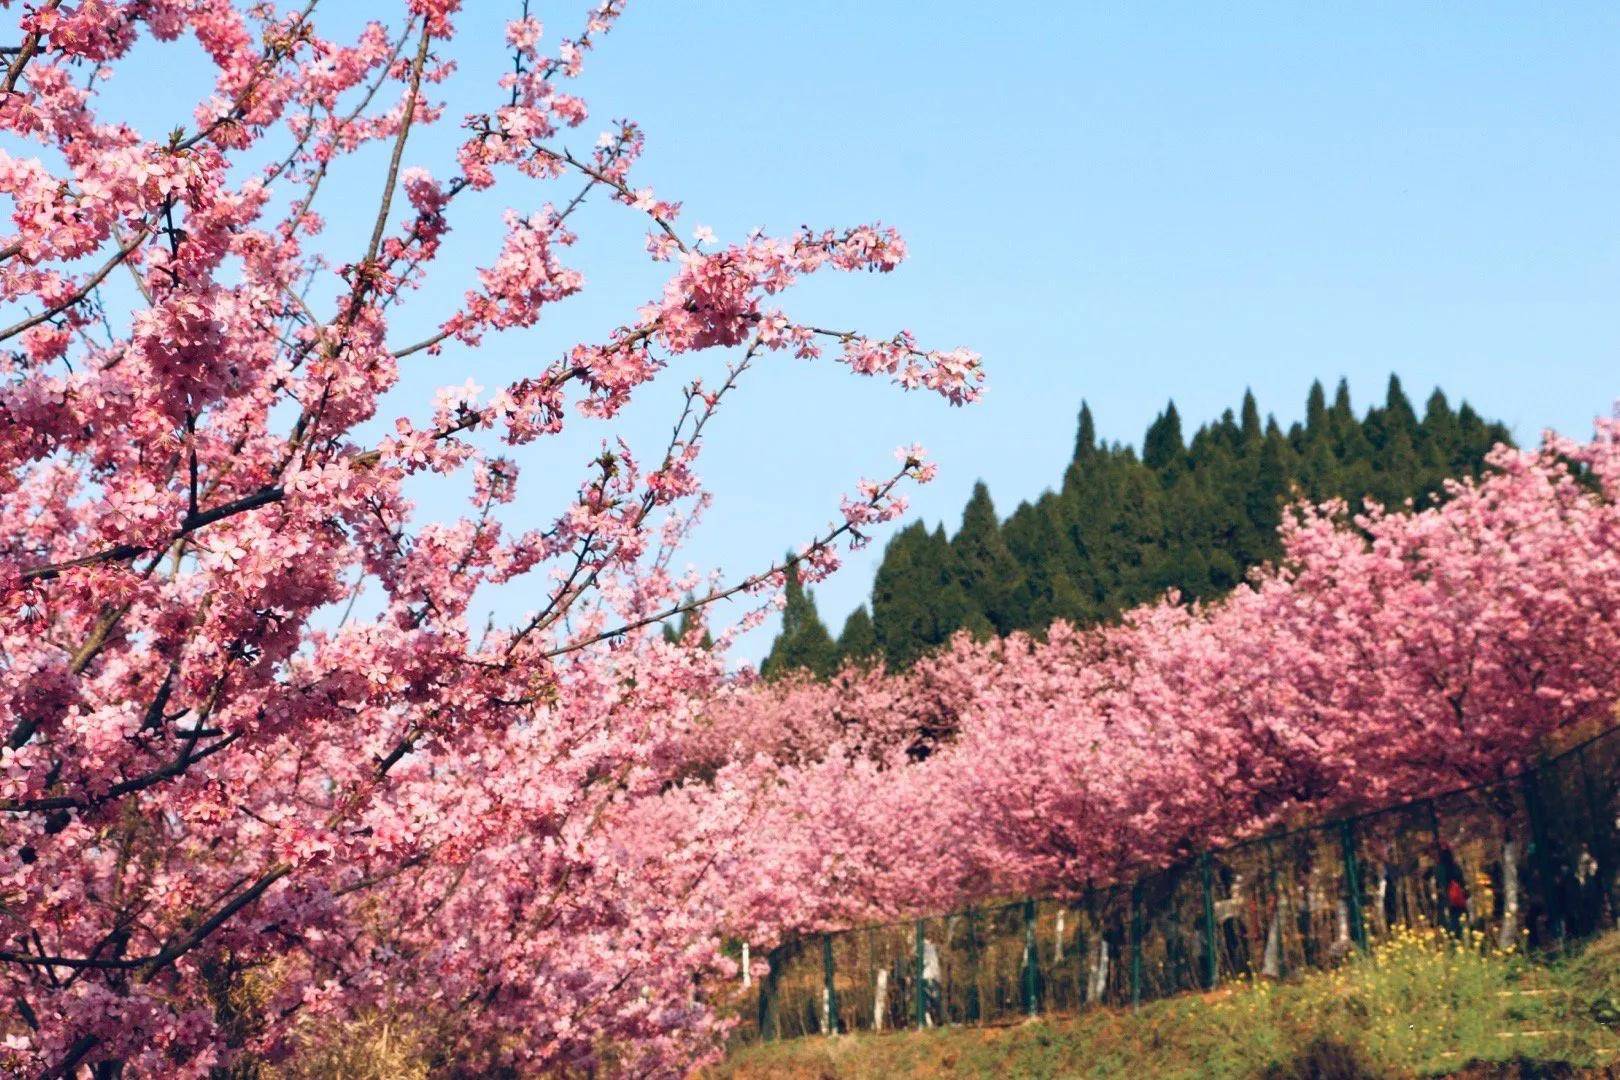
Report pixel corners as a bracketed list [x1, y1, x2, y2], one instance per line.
[0, 1, 981, 1074]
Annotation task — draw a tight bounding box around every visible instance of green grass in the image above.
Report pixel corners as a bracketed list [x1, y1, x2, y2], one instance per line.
[711, 925, 1620, 1079]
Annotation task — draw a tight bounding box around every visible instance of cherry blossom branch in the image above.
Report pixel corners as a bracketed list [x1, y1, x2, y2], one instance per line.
[0, 220, 158, 343]
[138, 865, 292, 980]
[543, 458, 923, 658]
[19, 486, 284, 583]
[0, 733, 240, 814]
[506, 341, 759, 648]
[363, 28, 432, 268]
[1, 0, 60, 93]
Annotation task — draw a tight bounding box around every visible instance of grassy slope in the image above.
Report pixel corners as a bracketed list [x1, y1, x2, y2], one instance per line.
[711, 926, 1620, 1079]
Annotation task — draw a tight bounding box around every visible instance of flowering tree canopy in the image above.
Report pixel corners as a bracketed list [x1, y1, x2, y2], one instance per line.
[0, 1, 980, 1074]
[690, 424, 1620, 941]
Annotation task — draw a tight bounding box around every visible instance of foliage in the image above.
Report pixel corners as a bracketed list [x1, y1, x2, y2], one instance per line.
[688, 423, 1620, 936]
[835, 606, 880, 666]
[765, 377, 1514, 672]
[0, 1, 981, 1074]
[761, 562, 839, 679]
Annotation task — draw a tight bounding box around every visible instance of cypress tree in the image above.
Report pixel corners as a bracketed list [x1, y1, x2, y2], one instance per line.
[1005, 497, 1090, 631]
[951, 481, 1023, 635]
[1300, 434, 1340, 503]
[760, 559, 838, 679]
[836, 605, 879, 665]
[1329, 379, 1375, 497]
[1304, 380, 1328, 438]
[1142, 401, 1186, 471]
[870, 522, 926, 665]
[815, 376, 1514, 671]
[871, 523, 972, 668]
[1330, 379, 1354, 424]
[1240, 389, 1262, 446]
[1384, 374, 1419, 434]
[1415, 388, 1459, 483]
[1074, 401, 1097, 460]
[1246, 425, 1293, 562]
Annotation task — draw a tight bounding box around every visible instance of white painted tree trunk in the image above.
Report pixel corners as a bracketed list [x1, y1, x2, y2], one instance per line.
[741, 942, 750, 989]
[1054, 909, 1066, 962]
[923, 938, 942, 1027]
[873, 968, 888, 1031]
[1087, 937, 1109, 1002]
[1261, 908, 1283, 978]
[1498, 837, 1522, 950]
[822, 984, 833, 1035]
[1335, 899, 1351, 948]
[1374, 865, 1389, 935]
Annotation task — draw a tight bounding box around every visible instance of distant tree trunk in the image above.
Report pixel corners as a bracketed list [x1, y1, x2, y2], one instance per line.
[1374, 864, 1390, 936]
[1261, 907, 1283, 978]
[1297, 871, 1314, 968]
[1499, 836, 1523, 950]
[874, 968, 889, 1031]
[1333, 899, 1352, 957]
[1086, 936, 1110, 1002]
[1054, 908, 1066, 962]
[742, 942, 751, 989]
[758, 942, 789, 1040]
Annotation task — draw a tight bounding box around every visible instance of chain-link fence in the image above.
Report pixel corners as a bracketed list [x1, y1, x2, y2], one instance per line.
[734, 722, 1620, 1042]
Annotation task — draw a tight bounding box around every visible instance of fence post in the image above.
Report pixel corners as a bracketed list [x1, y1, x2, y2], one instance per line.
[1129, 881, 1143, 1010]
[1200, 853, 1218, 989]
[1339, 818, 1367, 950]
[1022, 898, 1039, 1016]
[822, 933, 839, 1035]
[914, 919, 926, 1029]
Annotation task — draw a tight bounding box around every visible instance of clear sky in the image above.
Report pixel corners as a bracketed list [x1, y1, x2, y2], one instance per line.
[84, 2, 1620, 662]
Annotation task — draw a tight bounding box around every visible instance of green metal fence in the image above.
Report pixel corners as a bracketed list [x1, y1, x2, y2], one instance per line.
[738, 722, 1620, 1042]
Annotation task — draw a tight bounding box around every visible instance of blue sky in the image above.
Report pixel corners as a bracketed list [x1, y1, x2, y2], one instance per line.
[84, 2, 1620, 661]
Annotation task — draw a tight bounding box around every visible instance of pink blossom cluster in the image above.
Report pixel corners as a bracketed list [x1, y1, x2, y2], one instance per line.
[0, 2, 976, 1075]
[678, 422, 1620, 945]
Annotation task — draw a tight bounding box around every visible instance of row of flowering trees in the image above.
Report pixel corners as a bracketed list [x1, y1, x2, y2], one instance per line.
[242, 418, 1620, 1072]
[0, 0, 982, 1075]
[680, 423, 1620, 957]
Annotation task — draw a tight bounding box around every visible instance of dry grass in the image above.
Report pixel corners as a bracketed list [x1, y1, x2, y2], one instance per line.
[268, 1013, 438, 1080]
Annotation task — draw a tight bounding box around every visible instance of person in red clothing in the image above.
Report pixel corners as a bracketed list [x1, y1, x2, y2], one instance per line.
[1439, 846, 1469, 935]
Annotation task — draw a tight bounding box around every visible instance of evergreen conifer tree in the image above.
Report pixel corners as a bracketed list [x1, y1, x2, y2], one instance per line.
[764, 376, 1514, 672]
[1074, 401, 1097, 460]
[661, 600, 714, 650]
[950, 481, 1024, 635]
[1142, 401, 1186, 471]
[835, 606, 879, 665]
[760, 559, 838, 679]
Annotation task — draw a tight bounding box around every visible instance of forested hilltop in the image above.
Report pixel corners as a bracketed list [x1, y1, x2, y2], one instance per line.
[763, 376, 1512, 676]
